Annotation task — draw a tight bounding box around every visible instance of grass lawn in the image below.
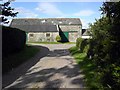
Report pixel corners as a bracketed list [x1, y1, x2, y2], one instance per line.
[3, 45, 40, 74]
[69, 46, 103, 89]
[27, 42, 76, 44]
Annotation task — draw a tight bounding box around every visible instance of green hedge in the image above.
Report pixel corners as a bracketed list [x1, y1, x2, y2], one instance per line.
[76, 37, 83, 49]
[80, 39, 89, 53]
[2, 26, 26, 58]
[76, 37, 89, 53]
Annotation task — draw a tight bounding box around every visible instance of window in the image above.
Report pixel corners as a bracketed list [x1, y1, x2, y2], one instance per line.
[46, 33, 50, 37]
[29, 33, 34, 37]
[47, 38, 50, 42]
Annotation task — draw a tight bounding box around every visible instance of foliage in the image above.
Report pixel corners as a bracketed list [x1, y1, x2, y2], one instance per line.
[0, 0, 18, 23]
[69, 46, 80, 55]
[88, 2, 120, 89]
[80, 39, 89, 53]
[69, 1, 120, 89]
[2, 26, 26, 58]
[56, 35, 61, 42]
[83, 44, 89, 53]
[69, 46, 103, 89]
[76, 37, 89, 53]
[76, 37, 83, 49]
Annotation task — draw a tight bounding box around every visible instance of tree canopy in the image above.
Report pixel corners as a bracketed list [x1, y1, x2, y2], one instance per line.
[0, 0, 18, 24]
[88, 2, 120, 88]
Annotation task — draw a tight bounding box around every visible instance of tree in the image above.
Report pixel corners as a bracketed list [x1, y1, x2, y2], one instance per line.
[0, 0, 18, 24]
[88, 2, 120, 89]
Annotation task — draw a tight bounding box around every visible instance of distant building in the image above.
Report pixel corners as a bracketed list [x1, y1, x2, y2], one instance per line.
[82, 29, 91, 39]
[10, 18, 82, 42]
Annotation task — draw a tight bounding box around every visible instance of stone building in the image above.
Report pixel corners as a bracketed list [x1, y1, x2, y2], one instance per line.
[10, 18, 82, 42]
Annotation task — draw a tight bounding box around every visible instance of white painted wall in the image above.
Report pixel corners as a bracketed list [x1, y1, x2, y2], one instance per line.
[81, 36, 91, 39]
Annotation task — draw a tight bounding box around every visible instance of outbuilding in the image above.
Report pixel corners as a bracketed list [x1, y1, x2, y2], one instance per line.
[10, 18, 82, 42]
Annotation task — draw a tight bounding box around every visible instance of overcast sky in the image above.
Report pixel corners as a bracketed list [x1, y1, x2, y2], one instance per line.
[9, 1, 103, 28]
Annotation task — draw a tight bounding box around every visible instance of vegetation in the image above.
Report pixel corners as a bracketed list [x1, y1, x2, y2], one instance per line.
[88, 2, 120, 89]
[2, 26, 26, 58]
[3, 45, 39, 74]
[76, 37, 89, 53]
[0, 0, 18, 23]
[70, 2, 120, 89]
[56, 35, 61, 42]
[69, 46, 103, 89]
[76, 37, 83, 49]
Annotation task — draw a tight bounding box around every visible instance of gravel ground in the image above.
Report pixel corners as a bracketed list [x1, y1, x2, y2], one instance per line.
[3, 44, 85, 89]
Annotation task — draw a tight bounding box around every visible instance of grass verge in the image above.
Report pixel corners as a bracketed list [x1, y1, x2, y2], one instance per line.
[3, 45, 40, 74]
[27, 42, 75, 44]
[69, 46, 103, 89]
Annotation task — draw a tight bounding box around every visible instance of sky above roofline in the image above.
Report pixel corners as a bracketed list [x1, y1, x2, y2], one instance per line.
[2, 0, 119, 2]
[1, 1, 105, 28]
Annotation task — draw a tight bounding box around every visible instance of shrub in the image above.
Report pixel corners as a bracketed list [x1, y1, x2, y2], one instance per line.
[88, 16, 120, 88]
[83, 44, 89, 53]
[2, 26, 26, 58]
[76, 37, 83, 49]
[80, 39, 89, 52]
[76, 38, 89, 53]
[56, 35, 61, 42]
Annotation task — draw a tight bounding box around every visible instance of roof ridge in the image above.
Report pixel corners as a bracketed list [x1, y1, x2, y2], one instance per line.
[11, 18, 82, 25]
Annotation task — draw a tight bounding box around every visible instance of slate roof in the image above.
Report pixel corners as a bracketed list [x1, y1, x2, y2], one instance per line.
[10, 18, 82, 26]
[10, 18, 82, 32]
[11, 25, 58, 32]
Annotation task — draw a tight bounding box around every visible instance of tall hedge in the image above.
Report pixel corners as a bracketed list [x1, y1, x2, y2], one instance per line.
[88, 16, 120, 88]
[2, 26, 26, 58]
[76, 37, 83, 49]
[76, 37, 89, 53]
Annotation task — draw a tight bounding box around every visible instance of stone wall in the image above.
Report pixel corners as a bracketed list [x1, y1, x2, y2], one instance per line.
[59, 25, 82, 42]
[69, 32, 78, 42]
[27, 25, 82, 42]
[27, 32, 59, 42]
[59, 25, 82, 37]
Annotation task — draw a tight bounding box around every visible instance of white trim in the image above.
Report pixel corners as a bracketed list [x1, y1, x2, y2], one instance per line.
[81, 36, 91, 39]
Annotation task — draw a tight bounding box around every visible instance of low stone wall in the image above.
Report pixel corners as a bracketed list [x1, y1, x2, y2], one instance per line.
[27, 32, 78, 42]
[27, 32, 59, 42]
[69, 32, 78, 42]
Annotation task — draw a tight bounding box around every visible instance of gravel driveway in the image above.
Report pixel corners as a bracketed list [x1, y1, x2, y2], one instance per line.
[3, 44, 85, 89]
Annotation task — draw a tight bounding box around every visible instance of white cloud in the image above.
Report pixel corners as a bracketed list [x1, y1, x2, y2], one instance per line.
[81, 19, 89, 29]
[8, 0, 108, 2]
[81, 18, 97, 29]
[15, 7, 38, 18]
[35, 2, 65, 17]
[74, 10, 95, 16]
